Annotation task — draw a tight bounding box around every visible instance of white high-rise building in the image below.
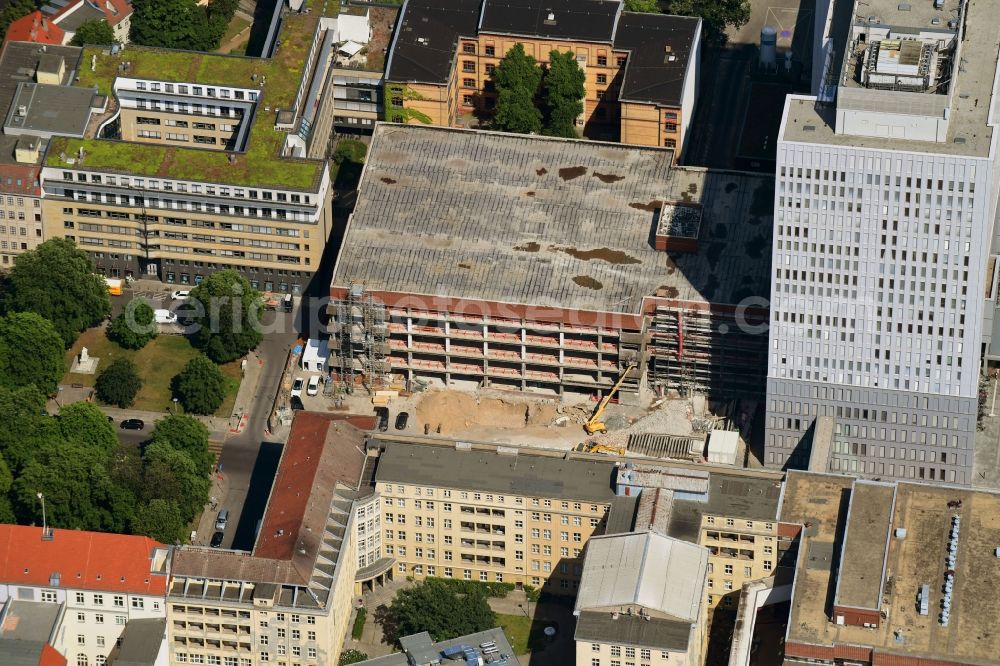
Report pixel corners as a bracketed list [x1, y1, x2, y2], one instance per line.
[765, 0, 1000, 484]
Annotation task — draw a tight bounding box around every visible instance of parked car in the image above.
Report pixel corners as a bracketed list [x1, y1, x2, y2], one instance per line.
[171, 290, 191, 301]
[215, 510, 229, 531]
[119, 418, 144, 430]
[307, 375, 320, 396]
[154, 309, 177, 324]
[210, 531, 224, 548]
[290, 395, 305, 411]
[376, 407, 389, 432]
[395, 412, 409, 430]
[291, 377, 304, 398]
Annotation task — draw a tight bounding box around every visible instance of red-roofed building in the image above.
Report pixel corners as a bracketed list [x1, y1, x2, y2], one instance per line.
[0, 525, 169, 666]
[167, 412, 378, 666]
[4, 1, 133, 47]
[4, 12, 66, 46]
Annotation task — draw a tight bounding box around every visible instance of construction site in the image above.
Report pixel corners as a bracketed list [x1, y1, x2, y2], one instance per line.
[326, 124, 773, 450]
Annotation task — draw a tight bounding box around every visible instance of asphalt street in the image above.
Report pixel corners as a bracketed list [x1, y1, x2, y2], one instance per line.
[213, 306, 300, 550]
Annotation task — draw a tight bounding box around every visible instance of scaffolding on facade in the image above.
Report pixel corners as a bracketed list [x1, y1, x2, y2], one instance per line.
[332, 283, 390, 393]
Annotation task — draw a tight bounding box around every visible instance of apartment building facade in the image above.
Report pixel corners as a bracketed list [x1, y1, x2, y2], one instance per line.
[0, 525, 169, 666]
[384, 0, 700, 157]
[0, 137, 44, 266]
[764, 0, 1000, 484]
[373, 441, 618, 593]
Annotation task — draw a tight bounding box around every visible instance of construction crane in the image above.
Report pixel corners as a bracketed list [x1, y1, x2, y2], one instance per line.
[584, 363, 636, 435]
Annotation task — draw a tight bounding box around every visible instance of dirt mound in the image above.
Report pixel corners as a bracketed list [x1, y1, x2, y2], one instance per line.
[417, 392, 535, 434]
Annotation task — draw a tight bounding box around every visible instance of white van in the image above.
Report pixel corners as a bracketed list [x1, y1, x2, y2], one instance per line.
[307, 375, 320, 396]
[154, 309, 177, 324]
[215, 509, 229, 530]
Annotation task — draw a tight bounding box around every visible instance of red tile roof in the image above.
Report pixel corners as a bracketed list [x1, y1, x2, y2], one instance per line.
[4, 12, 66, 45]
[49, 0, 133, 27]
[253, 412, 371, 561]
[39, 645, 67, 666]
[0, 164, 42, 197]
[0, 525, 168, 596]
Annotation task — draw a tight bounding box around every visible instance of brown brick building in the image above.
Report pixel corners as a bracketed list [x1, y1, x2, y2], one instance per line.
[384, 0, 701, 159]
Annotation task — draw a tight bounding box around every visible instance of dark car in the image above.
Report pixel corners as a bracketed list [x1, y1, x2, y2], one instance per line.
[394, 412, 409, 430]
[210, 531, 224, 548]
[376, 407, 389, 432]
[119, 418, 145, 430]
[290, 395, 305, 411]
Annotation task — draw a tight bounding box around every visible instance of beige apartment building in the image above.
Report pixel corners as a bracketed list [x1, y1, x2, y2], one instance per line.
[167, 414, 372, 666]
[385, 0, 701, 157]
[372, 441, 622, 594]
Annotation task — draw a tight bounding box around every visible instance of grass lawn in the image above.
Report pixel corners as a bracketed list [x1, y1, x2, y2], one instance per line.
[496, 613, 547, 655]
[65, 327, 240, 416]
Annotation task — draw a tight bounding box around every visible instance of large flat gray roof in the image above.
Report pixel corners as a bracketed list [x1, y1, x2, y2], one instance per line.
[374, 440, 618, 503]
[575, 610, 692, 652]
[332, 124, 774, 314]
[666, 471, 783, 542]
[0, 600, 60, 643]
[4, 82, 96, 138]
[781, 0, 999, 157]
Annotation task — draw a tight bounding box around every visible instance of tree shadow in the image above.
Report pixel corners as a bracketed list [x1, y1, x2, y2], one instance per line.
[372, 603, 399, 647]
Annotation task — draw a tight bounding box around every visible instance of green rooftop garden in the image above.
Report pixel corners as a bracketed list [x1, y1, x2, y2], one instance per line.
[58, 0, 332, 190]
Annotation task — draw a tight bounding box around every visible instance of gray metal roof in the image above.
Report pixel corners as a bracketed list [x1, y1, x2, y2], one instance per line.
[575, 530, 707, 622]
[575, 610, 693, 652]
[0, 601, 61, 643]
[374, 441, 618, 504]
[332, 124, 774, 314]
[112, 618, 167, 666]
[4, 82, 97, 138]
[665, 472, 783, 542]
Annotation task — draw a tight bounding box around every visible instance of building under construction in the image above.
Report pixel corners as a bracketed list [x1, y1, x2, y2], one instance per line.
[329, 124, 772, 400]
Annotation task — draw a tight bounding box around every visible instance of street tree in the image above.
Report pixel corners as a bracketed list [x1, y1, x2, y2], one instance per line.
[132, 498, 186, 543]
[188, 270, 263, 363]
[172, 354, 225, 415]
[95, 357, 142, 408]
[492, 43, 543, 134]
[57, 402, 117, 455]
[107, 299, 157, 350]
[141, 441, 210, 522]
[129, 0, 211, 50]
[0, 311, 66, 395]
[150, 414, 213, 477]
[5, 238, 110, 346]
[70, 19, 117, 45]
[542, 50, 586, 138]
[388, 578, 497, 643]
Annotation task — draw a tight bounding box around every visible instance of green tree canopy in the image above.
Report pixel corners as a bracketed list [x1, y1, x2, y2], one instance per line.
[665, 0, 750, 34]
[5, 238, 110, 346]
[95, 357, 142, 408]
[492, 43, 543, 134]
[188, 270, 263, 363]
[0, 386, 51, 473]
[0, 311, 66, 395]
[70, 19, 117, 46]
[625, 0, 662, 11]
[107, 299, 157, 350]
[333, 139, 368, 189]
[130, 0, 236, 51]
[0, 0, 36, 41]
[141, 441, 210, 521]
[150, 414, 213, 478]
[172, 354, 225, 415]
[542, 50, 586, 138]
[132, 498, 186, 543]
[57, 402, 117, 455]
[388, 578, 497, 643]
[12, 436, 132, 532]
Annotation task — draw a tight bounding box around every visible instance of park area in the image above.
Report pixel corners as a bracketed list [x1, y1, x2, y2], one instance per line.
[64, 325, 241, 415]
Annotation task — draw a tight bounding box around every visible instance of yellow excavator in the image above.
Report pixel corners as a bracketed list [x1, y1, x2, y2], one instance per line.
[584, 363, 636, 435]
